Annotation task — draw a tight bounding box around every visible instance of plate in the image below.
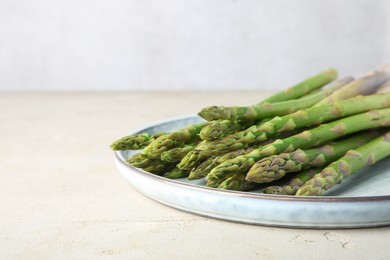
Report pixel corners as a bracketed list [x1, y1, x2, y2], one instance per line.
[114, 115, 390, 228]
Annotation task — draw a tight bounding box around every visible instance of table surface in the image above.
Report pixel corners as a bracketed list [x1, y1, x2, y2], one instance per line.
[2, 91, 390, 259]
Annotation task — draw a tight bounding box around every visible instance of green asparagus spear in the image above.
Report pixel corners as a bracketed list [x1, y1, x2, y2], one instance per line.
[246, 131, 381, 183]
[198, 77, 351, 122]
[110, 132, 166, 150]
[315, 62, 390, 106]
[199, 118, 273, 141]
[296, 132, 390, 196]
[217, 173, 259, 191]
[206, 108, 390, 188]
[160, 144, 195, 163]
[199, 120, 249, 141]
[128, 154, 174, 175]
[177, 150, 208, 171]
[142, 162, 174, 175]
[262, 168, 323, 195]
[163, 167, 190, 179]
[142, 122, 207, 159]
[197, 93, 390, 156]
[188, 148, 254, 180]
[128, 153, 155, 168]
[217, 143, 331, 191]
[258, 68, 338, 104]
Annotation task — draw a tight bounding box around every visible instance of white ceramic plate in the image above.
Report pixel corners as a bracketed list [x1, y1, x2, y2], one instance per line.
[114, 115, 390, 228]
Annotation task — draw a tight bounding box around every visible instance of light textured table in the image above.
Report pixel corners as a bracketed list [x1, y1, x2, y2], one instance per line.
[1, 92, 390, 259]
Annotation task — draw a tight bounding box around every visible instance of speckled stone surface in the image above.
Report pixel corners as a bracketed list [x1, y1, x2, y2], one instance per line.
[1, 92, 390, 259]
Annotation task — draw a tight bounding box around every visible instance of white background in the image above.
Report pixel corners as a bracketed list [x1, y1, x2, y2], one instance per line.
[0, 0, 389, 91]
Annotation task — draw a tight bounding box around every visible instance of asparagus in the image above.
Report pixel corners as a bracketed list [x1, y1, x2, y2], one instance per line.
[218, 173, 259, 191]
[246, 131, 381, 183]
[142, 163, 174, 175]
[200, 117, 274, 141]
[198, 77, 351, 122]
[206, 108, 390, 187]
[315, 62, 390, 106]
[262, 168, 323, 195]
[128, 153, 155, 168]
[199, 120, 249, 141]
[110, 132, 165, 150]
[188, 148, 254, 180]
[128, 154, 174, 175]
[258, 68, 338, 104]
[160, 144, 195, 163]
[197, 93, 390, 156]
[177, 150, 208, 171]
[296, 132, 390, 196]
[163, 167, 190, 179]
[142, 122, 207, 159]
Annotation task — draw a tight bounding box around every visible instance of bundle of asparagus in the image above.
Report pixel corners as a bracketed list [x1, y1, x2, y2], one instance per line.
[111, 61, 390, 196]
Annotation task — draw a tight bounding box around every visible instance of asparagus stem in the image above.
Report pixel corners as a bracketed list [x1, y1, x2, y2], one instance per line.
[188, 148, 254, 180]
[262, 168, 323, 195]
[110, 132, 165, 150]
[198, 77, 350, 122]
[206, 108, 390, 187]
[163, 167, 190, 179]
[199, 120, 251, 141]
[141, 122, 207, 159]
[246, 131, 381, 183]
[296, 131, 390, 196]
[258, 68, 338, 104]
[217, 173, 259, 191]
[197, 93, 390, 156]
[315, 62, 390, 106]
[128, 154, 174, 175]
[142, 163, 175, 175]
[177, 150, 208, 171]
[128, 153, 155, 168]
[160, 145, 195, 163]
